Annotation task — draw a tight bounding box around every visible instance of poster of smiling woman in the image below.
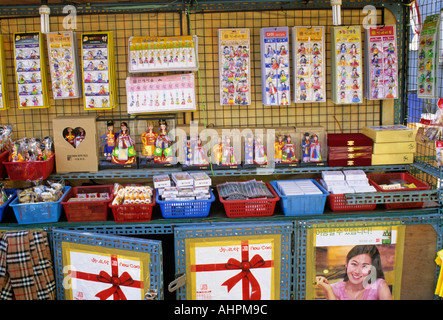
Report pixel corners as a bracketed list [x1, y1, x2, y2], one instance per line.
[306, 223, 405, 300]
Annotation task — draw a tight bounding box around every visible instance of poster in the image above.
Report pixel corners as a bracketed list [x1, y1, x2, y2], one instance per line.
[292, 26, 326, 103]
[306, 224, 405, 300]
[218, 29, 251, 106]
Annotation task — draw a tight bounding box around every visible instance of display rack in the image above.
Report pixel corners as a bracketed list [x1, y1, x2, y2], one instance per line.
[0, 0, 441, 300]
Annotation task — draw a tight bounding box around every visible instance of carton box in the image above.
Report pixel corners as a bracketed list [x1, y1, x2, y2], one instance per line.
[52, 116, 99, 173]
[371, 153, 414, 165]
[372, 141, 416, 154]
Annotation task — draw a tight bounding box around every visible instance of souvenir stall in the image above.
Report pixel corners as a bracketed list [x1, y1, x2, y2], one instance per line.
[0, 0, 440, 303]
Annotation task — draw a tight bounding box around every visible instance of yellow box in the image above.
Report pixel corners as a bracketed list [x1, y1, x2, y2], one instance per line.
[362, 125, 416, 143]
[371, 153, 414, 165]
[372, 141, 416, 154]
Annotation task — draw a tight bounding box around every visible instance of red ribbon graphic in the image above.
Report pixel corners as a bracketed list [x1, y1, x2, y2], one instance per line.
[191, 241, 273, 300]
[70, 254, 143, 300]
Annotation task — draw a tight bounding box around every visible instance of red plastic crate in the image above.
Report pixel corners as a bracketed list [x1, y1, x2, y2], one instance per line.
[3, 154, 55, 181]
[217, 182, 280, 218]
[110, 189, 155, 223]
[367, 172, 430, 209]
[61, 185, 113, 222]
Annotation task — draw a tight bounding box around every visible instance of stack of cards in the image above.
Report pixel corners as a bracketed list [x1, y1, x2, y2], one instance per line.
[292, 26, 326, 103]
[219, 29, 251, 106]
[81, 32, 118, 110]
[331, 26, 363, 104]
[128, 35, 198, 73]
[275, 180, 323, 196]
[156, 172, 212, 201]
[260, 27, 290, 106]
[365, 26, 399, 100]
[13, 31, 50, 109]
[47, 31, 81, 100]
[417, 13, 440, 98]
[320, 170, 376, 194]
[126, 73, 196, 114]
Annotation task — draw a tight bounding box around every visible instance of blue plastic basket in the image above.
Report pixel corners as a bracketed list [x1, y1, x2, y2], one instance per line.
[0, 189, 18, 222]
[10, 186, 71, 225]
[156, 189, 215, 219]
[270, 179, 328, 216]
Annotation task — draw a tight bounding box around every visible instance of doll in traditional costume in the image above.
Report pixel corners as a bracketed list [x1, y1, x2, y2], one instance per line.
[154, 119, 173, 163]
[101, 120, 117, 160]
[111, 122, 136, 165]
[244, 135, 254, 164]
[274, 135, 284, 163]
[221, 136, 237, 165]
[301, 132, 311, 163]
[193, 136, 209, 166]
[141, 121, 158, 160]
[254, 136, 267, 165]
[309, 134, 322, 162]
[282, 135, 297, 163]
[74, 127, 85, 148]
[64, 127, 76, 147]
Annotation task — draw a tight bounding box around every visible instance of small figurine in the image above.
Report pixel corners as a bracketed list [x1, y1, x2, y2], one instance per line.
[282, 135, 297, 163]
[184, 136, 192, 166]
[254, 136, 267, 165]
[244, 135, 254, 164]
[64, 127, 76, 147]
[74, 127, 85, 148]
[111, 122, 136, 165]
[154, 119, 173, 163]
[301, 132, 311, 163]
[221, 136, 237, 166]
[140, 121, 158, 160]
[309, 134, 322, 162]
[274, 135, 284, 163]
[101, 120, 117, 160]
[193, 136, 209, 166]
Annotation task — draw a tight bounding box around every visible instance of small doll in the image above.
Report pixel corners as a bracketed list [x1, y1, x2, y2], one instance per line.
[282, 135, 297, 163]
[140, 121, 158, 160]
[111, 122, 136, 165]
[184, 136, 192, 166]
[274, 135, 284, 163]
[309, 134, 322, 162]
[64, 127, 76, 147]
[301, 132, 311, 163]
[244, 135, 254, 164]
[253, 136, 267, 165]
[101, 120, 118, 160]
[193, 136, 209, 166]
[74, 127, 85, 148]
[154, 119, 173, 163]
[221, 136, 237, 165]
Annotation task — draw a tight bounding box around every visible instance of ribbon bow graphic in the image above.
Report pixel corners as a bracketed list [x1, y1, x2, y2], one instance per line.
[95, 270, 135, 300]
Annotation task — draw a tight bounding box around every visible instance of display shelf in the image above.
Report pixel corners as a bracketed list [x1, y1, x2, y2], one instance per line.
[49, 163, 413, 180]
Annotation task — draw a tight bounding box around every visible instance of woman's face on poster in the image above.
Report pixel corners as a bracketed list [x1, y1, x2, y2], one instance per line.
[346, 253, 372, 285]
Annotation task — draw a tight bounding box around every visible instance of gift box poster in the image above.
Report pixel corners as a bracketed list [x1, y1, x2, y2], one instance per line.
[62, 242, 151, 300]
[186, 235, 281, 300]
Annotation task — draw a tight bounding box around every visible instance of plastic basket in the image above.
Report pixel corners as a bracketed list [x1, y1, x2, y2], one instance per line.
[270, 179, 328, 216]
[9, 186, 71, 225]
[3, 154, 55, 181]
[0, 189, 18, 222]
[217, 182, 279, 218]
[62, 185, 113, 222]
[0, 151, 9, 178]
[110, 189, 156, 223]
[367, 172, 431, 210]
[156, 189, 215, 219]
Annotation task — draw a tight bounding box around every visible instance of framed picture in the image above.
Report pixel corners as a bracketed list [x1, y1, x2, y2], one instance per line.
[306, 224, 405, 300]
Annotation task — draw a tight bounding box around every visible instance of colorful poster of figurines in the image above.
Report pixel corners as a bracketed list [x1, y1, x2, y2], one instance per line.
[13, 32, 50, 109]
[365, 26, 399, 100]
[128, 35, 198, 73]
[331, 26, 363, 104]
[125, 73, 196, 114]
[292, 26, 326, 103]
[81, 32, 117, 110]
[47, 31, 81, 100]
[417, 14, 440, 98]
[260, 27, 290, 106]
[219, 29, 251, 106]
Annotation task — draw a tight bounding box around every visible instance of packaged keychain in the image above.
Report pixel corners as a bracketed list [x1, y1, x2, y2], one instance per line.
[14, 32, 50, 109]
[260, 27, 290, 106]
[47, 31, 81, 100]
[81, 32, 117, 110]
[218, 29, 251, 106]
[292, 26, 326, 103]
[365, 26, 399, 100]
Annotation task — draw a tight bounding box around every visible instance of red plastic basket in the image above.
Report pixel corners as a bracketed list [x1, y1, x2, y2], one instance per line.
[61, 185, 113, 222]
[0, 150, 9, 178]
[327, 193, 377, 212]
[217, 182, 280, 218]
[367, 172, 430, 209]
[3, 154, 55, 181]
[110, 189, 155, 223]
